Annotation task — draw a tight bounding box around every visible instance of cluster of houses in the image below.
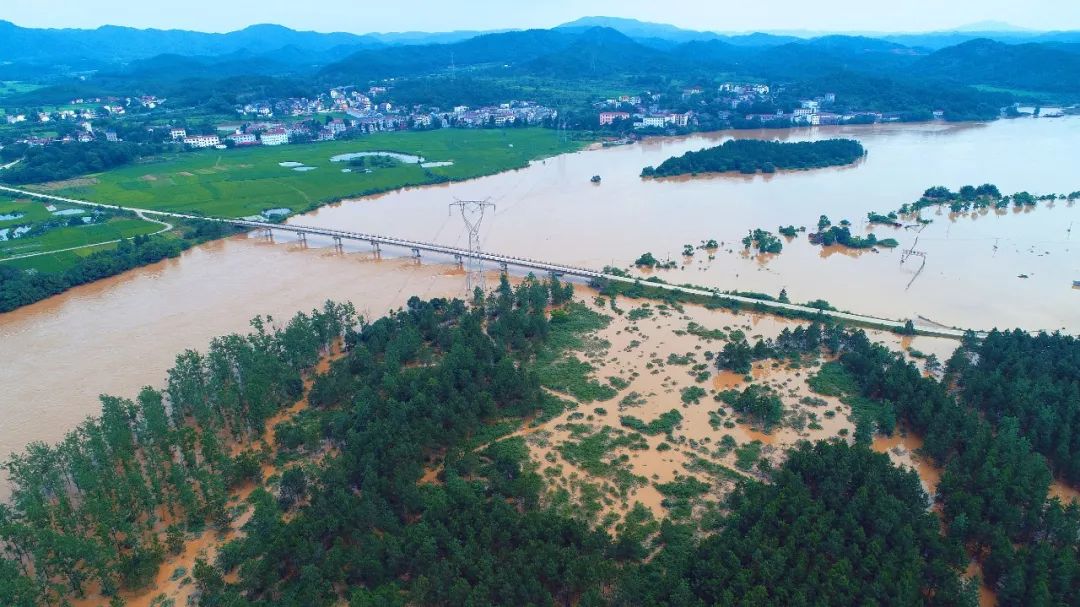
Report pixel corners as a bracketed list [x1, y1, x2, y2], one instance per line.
[238, 86, 385, 118]
[169, 96, 558, 151]
[236, 84, 559, 135]
[156, 89, 561, 151]
[599, 110, 691, 129]
[594, 94, 693, 130]
[10, 120, 120, 147]
[596, 83, 951, 130]
[3, 95, 167, 127]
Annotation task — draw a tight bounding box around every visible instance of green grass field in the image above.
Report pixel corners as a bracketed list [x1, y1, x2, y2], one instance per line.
[5, 242, 120, 273]
[0, 81, 45, 99]
[1, 217, 162, 257]
[56, 128, 583, 218]
[0, 196, 53, 227]
[1, 195, 165, 272]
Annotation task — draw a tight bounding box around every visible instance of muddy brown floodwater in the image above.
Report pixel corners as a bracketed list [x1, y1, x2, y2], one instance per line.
[1, 117, 1078, 496]
[0, 238, 467, 483]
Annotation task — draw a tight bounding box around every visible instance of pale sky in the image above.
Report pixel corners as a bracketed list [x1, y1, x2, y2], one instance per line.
[4, 0, 1078, 34]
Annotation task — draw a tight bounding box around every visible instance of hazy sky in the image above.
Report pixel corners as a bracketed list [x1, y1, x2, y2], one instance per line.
[5, 0, 1079, 34]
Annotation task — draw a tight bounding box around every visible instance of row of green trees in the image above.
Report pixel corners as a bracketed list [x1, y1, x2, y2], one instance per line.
[899, 184, 1079, 215]
[0, 301, 355, 604]
[0, 141, 163, 185]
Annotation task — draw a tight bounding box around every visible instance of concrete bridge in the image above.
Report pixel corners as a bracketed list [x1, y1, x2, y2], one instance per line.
[0, 184, 975, 339]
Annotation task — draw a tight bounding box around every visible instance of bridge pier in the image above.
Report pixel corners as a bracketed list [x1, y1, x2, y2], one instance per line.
[332, 236, 343, 253]
[369, 240, 381, 258]
[296, 232, 308, 247]
[454, 254, 464, 268]
[411, 247, 422, 263]
[499, 262, 509, 274]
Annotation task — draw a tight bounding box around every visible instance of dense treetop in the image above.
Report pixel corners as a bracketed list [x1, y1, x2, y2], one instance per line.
[620, 441, 972, 606]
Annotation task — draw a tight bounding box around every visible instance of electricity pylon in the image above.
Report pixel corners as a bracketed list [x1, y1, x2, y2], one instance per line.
[449, 198, 495, 295]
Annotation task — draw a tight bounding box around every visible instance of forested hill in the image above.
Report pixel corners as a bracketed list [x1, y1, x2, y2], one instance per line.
[642, 138, 866, 177]
[913, 38, 1080, 94]
[0, 21, 384, 65]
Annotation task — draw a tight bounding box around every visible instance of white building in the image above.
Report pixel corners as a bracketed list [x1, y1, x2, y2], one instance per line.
[183, 134, 220, 148]
[169, 128, 187, 140]
[260, 129, 289, 146]
[641, 116, 666, 128]
[228, 132, 258, 146]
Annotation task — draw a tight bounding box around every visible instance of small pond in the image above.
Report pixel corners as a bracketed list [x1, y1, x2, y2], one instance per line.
[329, 151, 425, 164]
[0, 226, 32, 241]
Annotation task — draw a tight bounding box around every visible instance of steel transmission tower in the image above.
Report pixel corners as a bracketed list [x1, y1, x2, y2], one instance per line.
[449, 198, 496, 295]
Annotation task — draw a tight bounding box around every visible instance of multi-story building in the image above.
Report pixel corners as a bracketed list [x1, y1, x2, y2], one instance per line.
[599, 111, 631, 126]
[260, 129, 289, 146]
[228, 132, 258, 146]
[182, 134, 220, 148]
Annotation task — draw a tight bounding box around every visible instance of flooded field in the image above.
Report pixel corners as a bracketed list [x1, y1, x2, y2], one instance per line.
[518, 289, 956, 525]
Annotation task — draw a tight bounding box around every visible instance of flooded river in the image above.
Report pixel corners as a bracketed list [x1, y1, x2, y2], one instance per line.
[297, 116, 1080, 332]
[1, 116, 1078, 480]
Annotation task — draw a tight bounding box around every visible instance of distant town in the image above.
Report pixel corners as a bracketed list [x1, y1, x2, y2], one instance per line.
[0, 74, 1070, 158]
[1, 84, 560, 151]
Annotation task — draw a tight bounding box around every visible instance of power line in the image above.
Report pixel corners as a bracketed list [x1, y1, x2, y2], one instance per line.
[449, 198, 495, 296]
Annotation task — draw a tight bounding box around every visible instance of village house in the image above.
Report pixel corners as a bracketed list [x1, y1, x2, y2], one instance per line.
[169, 128, 187, 140]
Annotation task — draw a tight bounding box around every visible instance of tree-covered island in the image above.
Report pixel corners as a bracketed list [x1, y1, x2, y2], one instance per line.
[641, 138, 865, 177]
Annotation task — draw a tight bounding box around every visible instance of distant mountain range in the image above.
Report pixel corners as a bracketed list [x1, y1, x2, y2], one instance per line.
[314, 26, 1080, 95]
[0, 20, 508, 68]
[2, 16, 1079, 70]
[1, 17, 1078, 108]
